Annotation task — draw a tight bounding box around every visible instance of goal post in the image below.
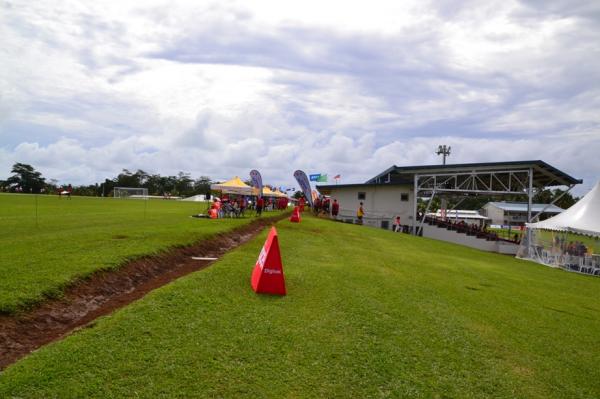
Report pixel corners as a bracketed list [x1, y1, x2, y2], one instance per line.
[113, 187, 148, 199]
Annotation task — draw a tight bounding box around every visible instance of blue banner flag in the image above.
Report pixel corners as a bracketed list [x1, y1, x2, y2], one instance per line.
[249, 170, 263, 198]
[309, 174, 321, 182]
[294, 170, 313, 207]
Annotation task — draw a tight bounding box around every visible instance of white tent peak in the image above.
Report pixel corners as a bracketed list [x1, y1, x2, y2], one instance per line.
[527, 181, 600, 237]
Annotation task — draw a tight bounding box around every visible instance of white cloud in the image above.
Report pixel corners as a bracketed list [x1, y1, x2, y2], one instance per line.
[0, 0, 598, 195]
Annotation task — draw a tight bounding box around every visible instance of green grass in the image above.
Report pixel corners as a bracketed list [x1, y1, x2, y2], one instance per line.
[1, 215, 599, 398]
[0, 193, 281, 314]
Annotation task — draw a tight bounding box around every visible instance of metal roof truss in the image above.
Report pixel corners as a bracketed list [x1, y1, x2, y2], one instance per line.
[416, 169, 531, 196]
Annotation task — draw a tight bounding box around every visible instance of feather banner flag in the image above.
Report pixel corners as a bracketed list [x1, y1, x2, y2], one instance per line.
[249, 169, 263, 198]
[293, 170, 313, 207]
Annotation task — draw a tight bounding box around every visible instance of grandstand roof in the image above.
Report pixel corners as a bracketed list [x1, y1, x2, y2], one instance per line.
[366, 160, 582, 187]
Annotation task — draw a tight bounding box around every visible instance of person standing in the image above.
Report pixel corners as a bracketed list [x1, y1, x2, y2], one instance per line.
[239, 197, 246, 217]
[331, 199, 339, 219]
[323, 197, 330, 215]
[357, 202, 364, 225]
[256, 196, 264, 217]
[298, 196, 306, 212]
[393, 216, 401, 232]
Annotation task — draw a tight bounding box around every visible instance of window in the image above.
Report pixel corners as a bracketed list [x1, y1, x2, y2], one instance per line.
[358, 192, 366, 200]
[400, 193, 409, 202]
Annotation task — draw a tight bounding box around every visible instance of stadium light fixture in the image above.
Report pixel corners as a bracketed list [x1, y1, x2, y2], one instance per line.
[436, 145, 451, 165]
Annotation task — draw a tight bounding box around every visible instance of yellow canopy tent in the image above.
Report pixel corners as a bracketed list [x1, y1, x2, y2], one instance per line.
[261, 186, 278, 197]
[273, 188, 288, 198]
[210, 176, 254, 195]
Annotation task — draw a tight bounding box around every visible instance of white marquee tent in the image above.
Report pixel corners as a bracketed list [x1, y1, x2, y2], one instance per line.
[517, 181, 600, 275]
[526, 181, 600, 237]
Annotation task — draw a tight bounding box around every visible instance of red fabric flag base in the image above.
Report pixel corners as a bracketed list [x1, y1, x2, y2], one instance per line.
[251, 227, 286, 295]
[290, 206, 301, 223]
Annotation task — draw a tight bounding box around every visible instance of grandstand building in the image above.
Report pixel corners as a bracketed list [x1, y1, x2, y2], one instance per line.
[317, 160, 581, 253]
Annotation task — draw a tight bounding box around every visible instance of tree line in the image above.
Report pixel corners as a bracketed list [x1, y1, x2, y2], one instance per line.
[0, 163, 213, 198]
[1, 162, 579, 208]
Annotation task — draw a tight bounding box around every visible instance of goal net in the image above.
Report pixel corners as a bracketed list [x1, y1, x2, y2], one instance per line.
[113, 187, 148, 199]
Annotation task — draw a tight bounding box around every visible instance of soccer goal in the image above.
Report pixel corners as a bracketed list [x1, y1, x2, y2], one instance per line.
[113, 187, 148, 199]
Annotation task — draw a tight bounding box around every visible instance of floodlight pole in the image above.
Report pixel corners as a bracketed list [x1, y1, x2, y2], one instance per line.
[527, 168, 533, 223]
[436, 145, 451, 165]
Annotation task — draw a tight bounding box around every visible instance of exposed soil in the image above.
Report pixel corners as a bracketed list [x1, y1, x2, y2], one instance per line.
[0, 213, 289, 370]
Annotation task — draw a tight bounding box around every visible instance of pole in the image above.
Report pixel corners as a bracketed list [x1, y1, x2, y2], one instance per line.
[412, 174, 419, 235]
[35, 194, 39, 228]
[418, 189, 436, 236]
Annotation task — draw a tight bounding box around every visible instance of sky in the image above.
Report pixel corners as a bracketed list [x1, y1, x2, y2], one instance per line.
[1, 0, 599, 194]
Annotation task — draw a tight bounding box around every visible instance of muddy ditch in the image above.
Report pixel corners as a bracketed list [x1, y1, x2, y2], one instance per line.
[0, 213, 289, 370]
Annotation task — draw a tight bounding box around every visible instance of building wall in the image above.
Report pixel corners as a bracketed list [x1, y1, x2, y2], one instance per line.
[482, 205, 560, 226]
[326, 185, 414, 230]
[482, 204, 505, 225]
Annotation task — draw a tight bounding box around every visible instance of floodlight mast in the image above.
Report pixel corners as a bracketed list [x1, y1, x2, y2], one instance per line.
[436, 145, 451, 165]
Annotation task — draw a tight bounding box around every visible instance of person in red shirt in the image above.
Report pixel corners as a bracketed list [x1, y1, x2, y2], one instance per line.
[313, 197, 321, 215]
[331, 199, 339, 219]
[239, 197, 246, 217]
[298, 196, 306, 212]
[256, 196, 264, 217]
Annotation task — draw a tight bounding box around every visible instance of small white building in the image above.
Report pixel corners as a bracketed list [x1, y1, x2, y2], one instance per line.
[481, 202, 564, 227]
[315, 182, 414, 230]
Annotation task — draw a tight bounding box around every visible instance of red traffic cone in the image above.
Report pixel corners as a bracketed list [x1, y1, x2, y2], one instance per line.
[290, 206, 301, 223]
[251, 227, 286, 295]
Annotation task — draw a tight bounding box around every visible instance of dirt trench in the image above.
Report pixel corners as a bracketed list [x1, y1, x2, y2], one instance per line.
[0, 213, 289, 370]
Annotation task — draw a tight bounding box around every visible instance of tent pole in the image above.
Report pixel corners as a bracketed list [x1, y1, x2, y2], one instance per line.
[530, 183, 576, 222]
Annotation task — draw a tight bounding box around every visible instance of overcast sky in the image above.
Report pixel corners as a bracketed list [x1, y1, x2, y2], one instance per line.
[1, 0, 599, 193]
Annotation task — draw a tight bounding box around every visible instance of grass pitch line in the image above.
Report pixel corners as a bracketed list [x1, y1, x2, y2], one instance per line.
[191, 256, 219, 260]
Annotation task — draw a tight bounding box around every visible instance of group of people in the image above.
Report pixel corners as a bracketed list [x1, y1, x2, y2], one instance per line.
[209, 196, 247, 218]
[565, 240, 589, 257]
[209, 194, 289, 218]
[58, 184, 73, 199]
[312, 196, 340, 219]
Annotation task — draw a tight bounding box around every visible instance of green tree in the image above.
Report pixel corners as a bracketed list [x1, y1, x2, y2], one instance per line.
[174, 172, 194, 197]
[533, 188, 578, 209]
[5, 163, 46, 193]
[194, 176, 212, 196]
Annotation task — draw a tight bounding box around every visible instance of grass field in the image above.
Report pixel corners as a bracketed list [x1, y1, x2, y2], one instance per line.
[0, 193, 279, 314]
[1, 214, 599, 398]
